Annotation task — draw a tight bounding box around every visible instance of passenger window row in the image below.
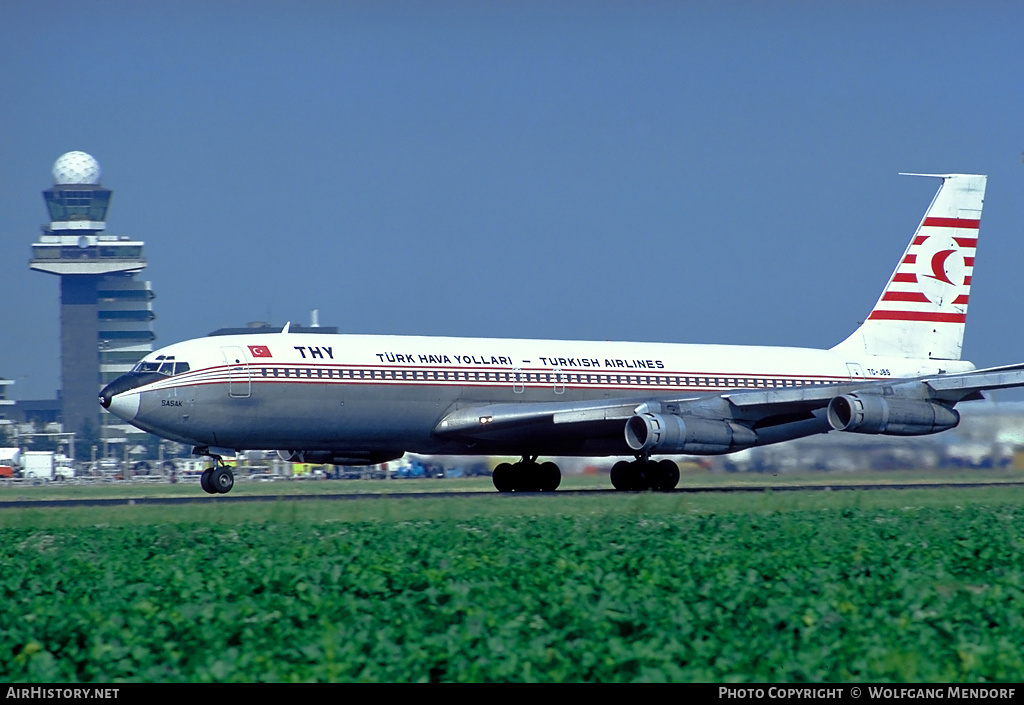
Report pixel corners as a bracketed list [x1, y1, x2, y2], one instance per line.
[252, 366, 832, 389]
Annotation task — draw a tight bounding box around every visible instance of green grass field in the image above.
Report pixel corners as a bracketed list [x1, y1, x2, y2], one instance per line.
[2, 472, 1023, 682]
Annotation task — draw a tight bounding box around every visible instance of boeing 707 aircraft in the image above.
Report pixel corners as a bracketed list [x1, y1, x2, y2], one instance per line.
[100, 173, 1024, 494]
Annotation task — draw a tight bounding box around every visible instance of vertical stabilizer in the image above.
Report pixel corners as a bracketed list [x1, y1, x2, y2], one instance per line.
[831, 173, 986, 360]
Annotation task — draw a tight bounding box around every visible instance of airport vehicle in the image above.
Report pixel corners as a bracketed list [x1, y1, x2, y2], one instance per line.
[0, 447, 20, 478]
[20, 450, 75, 480]
[100, 173, 1024, 495]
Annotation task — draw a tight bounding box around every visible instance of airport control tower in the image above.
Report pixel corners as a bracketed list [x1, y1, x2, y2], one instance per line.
[30, 152, 156, 445]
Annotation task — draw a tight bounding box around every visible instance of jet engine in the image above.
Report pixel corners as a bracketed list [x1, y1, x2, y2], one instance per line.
[277, 450, 404, 466]
[624, 413, 757, 455]
[826, 394, 960, 436]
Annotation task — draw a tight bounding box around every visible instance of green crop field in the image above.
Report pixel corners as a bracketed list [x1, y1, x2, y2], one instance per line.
[2, 478, 1024, 682]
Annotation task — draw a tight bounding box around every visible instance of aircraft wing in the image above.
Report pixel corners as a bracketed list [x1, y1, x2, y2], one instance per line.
[434, 397, 645, 440]
[921, 362, 1024, 399]
[432, 385, 846, 447]
[432, 363, 1024, 450]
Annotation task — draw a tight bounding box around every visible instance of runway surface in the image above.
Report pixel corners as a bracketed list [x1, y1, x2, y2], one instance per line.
[3, 481, 1024, 509]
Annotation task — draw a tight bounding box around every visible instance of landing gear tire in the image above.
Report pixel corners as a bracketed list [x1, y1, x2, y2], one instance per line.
[491, 458, 562, 492]
[200, 467, 216, 494]
[656, 459, 680, 491]
[492, 463, 515, 492]
[211, 466, 235, 494]
[539, 462, 561, 492]
[610, 460, 633, 491]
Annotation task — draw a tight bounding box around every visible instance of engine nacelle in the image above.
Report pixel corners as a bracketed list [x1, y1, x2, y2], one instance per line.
[624, 413, 757, 455]
[826, 394, 960, 436]
[277, 450, 404, 466]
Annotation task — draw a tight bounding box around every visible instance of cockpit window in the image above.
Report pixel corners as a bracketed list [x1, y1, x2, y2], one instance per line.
[132, 359, 190, 376]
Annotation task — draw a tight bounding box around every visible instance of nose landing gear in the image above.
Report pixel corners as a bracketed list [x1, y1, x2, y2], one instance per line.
[194, 447, 235, 495]
[199, 464, 235, 494]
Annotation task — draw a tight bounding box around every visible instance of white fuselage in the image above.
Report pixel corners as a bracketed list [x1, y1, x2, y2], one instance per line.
[106, 331, 974, 457]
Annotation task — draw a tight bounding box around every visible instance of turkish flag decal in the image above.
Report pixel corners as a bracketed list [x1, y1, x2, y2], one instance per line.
[248, 345, 272, 358]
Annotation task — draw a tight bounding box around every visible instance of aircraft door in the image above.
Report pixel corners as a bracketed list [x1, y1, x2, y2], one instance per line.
[221, 346, 252, 398]
[553, 367, 565, 395]
[846, 363, 865, 381]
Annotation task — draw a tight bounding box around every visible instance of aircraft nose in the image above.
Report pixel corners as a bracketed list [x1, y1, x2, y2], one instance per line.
[103, 390, 141, 422]
[99, 372, 160, 420]
[99, 377, 131, 411]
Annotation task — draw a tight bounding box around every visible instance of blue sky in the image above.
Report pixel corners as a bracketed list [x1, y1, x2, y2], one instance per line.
[2, 2, 1023, 400]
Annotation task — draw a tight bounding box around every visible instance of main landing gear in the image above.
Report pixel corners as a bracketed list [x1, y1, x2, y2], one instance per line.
[194, 447, 235, 495]
[610, 458, 680, 492]
[492, 456, 561, 492]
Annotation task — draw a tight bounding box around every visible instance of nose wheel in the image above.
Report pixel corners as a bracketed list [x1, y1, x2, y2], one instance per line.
[195, 447, 235, 494]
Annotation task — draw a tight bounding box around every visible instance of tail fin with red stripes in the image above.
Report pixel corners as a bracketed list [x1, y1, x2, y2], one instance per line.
[831, 173, 986, 361]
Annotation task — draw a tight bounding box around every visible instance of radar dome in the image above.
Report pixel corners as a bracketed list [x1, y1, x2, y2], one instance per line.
[52, 151, 101, 185]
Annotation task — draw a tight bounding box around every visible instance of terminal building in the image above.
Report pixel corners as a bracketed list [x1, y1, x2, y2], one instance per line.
[29, 152, 156, 447]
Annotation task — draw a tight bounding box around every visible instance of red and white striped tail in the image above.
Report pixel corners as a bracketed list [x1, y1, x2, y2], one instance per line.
[832, 173, 986, 361]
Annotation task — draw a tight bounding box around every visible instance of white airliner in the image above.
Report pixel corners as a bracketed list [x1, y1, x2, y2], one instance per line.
[101, 173, 1024, 494]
